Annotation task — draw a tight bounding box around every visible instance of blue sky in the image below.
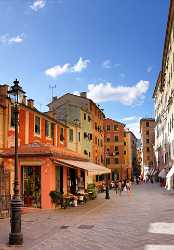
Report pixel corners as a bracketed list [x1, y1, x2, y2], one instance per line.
[0, 0, 169, 138]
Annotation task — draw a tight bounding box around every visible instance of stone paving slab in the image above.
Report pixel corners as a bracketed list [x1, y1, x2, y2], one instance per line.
[1, 184, 174, 250]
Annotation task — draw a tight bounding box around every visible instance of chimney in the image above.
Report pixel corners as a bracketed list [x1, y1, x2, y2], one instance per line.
[80, 92, 87, 98]
[0, 84, 8, 97]
[27, 99, 34, 109]
[22, 95, 27, 105]
[53, 96, 57, 101]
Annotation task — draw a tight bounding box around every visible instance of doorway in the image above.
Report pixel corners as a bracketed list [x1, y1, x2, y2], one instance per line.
[22, 166, 41, 208]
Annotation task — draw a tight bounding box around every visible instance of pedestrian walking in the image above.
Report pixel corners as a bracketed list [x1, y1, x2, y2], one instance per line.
[115, 181, 118, 194]
[118, 181, 122, 195]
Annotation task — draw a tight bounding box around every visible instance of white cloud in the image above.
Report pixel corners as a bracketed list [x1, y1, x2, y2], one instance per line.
[30, 0, 46, 11]
[0, 34, 24, 44]
[45, 63, 70, 78]
[45, 57, 90, 78]
[102, 59, 111, 69]
[72, 57, 90, 72]
[87, 80, 149, 106]
[126, 121, 141, 139]
[122, 116, 137, 122]
[147, 66, 152, 73]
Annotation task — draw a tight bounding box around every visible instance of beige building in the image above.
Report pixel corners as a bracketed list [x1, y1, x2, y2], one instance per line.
[124, 130, 137, 178]
[47, 92, 104, 164]
[140, 118, 155, 178]
[153, 1, 174, 178]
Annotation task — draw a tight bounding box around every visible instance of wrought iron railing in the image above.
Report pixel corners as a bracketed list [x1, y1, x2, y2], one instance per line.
[0, 195, 11, 218]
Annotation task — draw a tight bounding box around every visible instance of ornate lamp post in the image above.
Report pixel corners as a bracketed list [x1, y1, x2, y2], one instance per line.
[105, 152, 110, 199]
[8, 79, 25, 245]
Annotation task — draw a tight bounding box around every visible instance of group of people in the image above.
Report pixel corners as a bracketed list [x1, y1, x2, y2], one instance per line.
[114, 179, 132, 195]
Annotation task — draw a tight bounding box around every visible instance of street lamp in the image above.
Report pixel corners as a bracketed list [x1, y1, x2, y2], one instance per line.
[8, 79, 25, 245]
[105, 152, 110, 199]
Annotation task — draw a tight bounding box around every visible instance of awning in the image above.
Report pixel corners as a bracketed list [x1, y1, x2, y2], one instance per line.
[56, 159, 111, 175]
[166, 166, 174, 178]
[158, 169, 166, 178]
[166, 166, 174, 190]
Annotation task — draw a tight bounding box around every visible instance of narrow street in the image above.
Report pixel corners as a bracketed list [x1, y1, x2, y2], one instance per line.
[1, 184, 174, 250]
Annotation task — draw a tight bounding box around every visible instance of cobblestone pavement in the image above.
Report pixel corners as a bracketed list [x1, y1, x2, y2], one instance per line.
[1, 184, 174, 250]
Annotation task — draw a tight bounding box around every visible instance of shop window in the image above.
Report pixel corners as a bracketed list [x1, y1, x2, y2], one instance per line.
[35, 116, 40, 135]
[69, 129, 73, 142]
[10, 106, 15, 127]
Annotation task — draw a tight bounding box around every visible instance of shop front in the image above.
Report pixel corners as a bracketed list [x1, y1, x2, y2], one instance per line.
[1, 142, 110, 210]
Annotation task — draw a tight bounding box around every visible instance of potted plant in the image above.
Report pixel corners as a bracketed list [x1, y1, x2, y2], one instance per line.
[49, 191, 61, 208]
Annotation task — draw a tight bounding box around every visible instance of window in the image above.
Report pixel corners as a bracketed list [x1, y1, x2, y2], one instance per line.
[45, 120, 51, 137]
[89, 133, 92, 140]
[124, 150, 126, 155]
[78, 132, 80, 141]
[146, 122, 149, 127]
[147, 147, 150, 152]
[84, 150, 88, 155]
[51, 123, 54, 139]
[84, 113, 86, 120]
[146, 130, 149, 136]
[115, 146, 118, 151]
[146, 139, 149, 143]
[106, 158, 110, 165]
[124, 132, 126, 137]
[89, 152, 91, 158]
[106, 125, 110, 131]
[114, 125, 118, 131]
[114, 136, 119, 142]
[35, 116, 40, 135]
[69, 129, 73, 142]
[114, 158, 119, 164]
[107, 137, 110, 142]
[124, 141, 126, 146]
[107, 148, 110, 152]
[10, 106, 15, 127]
[101, 139, 103, 147]
[60, 127, 64, 142]
[88, 115, 91, 122]
[84, 132, 88, 139]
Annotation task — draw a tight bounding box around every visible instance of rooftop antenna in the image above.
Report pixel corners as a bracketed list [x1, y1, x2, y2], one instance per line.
[49, 84, 56, 101]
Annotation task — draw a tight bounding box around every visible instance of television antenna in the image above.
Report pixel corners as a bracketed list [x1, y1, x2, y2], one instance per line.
[49, 84, 56, 101]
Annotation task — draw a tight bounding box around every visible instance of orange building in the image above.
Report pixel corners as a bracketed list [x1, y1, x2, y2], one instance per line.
[0, 84, 109, 209]
[104, 118, 126, 180]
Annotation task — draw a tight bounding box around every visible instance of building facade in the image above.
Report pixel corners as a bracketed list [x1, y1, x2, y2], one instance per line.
[103, 119, 126, 180]
[0, 85, 110, 209]
[153, 1, 174, 175]
[140, 118, 155, 178]
[47, 92, 104, 165]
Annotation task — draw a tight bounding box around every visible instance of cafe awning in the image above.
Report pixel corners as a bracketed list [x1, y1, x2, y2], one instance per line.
[56, 159, 111, 175]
